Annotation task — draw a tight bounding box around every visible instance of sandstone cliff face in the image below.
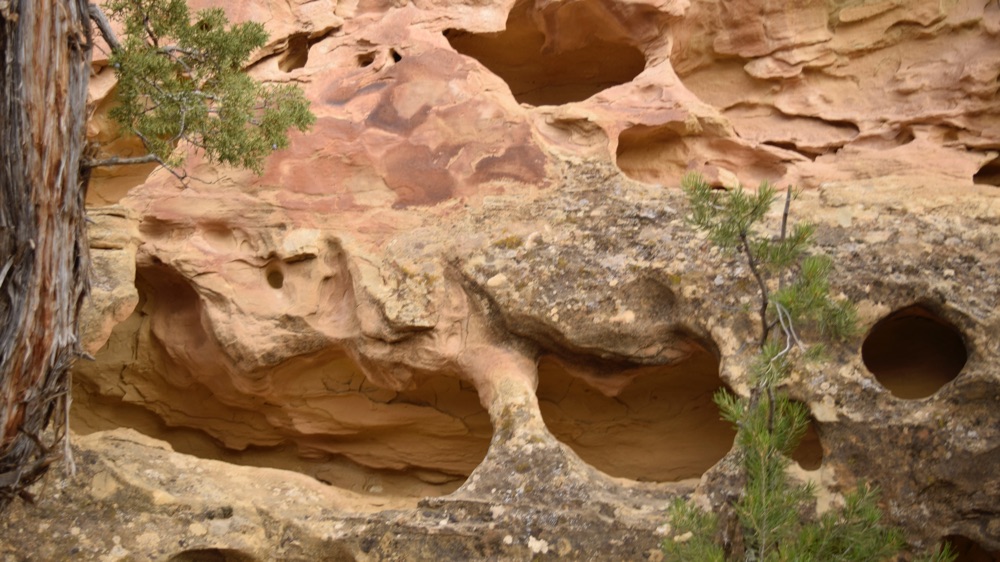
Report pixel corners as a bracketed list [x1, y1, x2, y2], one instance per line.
[4, 0, 999, 560]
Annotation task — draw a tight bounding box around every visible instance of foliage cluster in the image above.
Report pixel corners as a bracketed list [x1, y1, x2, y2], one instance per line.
[98, 0, 315, 174]
[663, 174, 955, 562]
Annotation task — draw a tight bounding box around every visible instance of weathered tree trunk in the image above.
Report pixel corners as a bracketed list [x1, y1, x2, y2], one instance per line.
[0, 0, 91, 510]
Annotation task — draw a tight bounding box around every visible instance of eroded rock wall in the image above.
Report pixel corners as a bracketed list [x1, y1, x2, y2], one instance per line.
[8, 0, 998, 559]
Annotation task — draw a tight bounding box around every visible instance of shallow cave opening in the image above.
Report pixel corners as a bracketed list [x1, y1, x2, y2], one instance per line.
[536, 347, 735, 482]
[973, 155, 1000, 186]
[615, 123, 787, 187]
[615, 124, 690, 185]
[861, 305, 968, 399]
[278, 30, 340, 72]
[444, 0, 646, 106]
[72, 268, 492, 500]
[943, 535, 1000, 562]
[167, 549, 260, 562]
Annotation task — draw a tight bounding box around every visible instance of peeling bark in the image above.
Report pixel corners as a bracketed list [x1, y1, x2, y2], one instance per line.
[0, 0, 91, 510]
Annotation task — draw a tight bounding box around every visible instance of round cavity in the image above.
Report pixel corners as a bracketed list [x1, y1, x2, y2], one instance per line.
[265, 267, 284, 289]
[537, 349, 735, 482]
[862, 305, 968, 399]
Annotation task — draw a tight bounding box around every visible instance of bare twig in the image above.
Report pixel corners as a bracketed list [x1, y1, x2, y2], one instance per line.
[0, 256, 12, 288]
[82, 154, 159, 168]
[143, 14, 158, 48]
[740, 231, 771, 348]
[766, 386, 776, 439]
[780, 187, 793, 242]
[61, 373, 75, 477]
[83, 149, 189, 187]
[88, 4, 121, 53]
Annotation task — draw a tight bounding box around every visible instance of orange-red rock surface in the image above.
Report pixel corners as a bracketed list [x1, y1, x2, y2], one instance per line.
[47, 0, 1000, 559]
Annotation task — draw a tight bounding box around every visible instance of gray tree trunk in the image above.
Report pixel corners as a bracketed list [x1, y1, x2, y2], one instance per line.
[0, 0, 91, 510]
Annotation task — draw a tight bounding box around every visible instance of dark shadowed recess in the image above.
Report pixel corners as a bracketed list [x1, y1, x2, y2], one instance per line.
[72, 265, 492, 498]
[444, 0, 645, 106]
[974, 155, 1000, 186]
[944, 535, 1000, 562]
[276, 29, 341, 72]
[536, 344, 736, 482]
[168, 550, 260, 562]
[792, 414, 823, 471]
[862, 305, 968, 399]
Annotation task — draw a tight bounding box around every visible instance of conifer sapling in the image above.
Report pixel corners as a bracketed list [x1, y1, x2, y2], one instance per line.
[663, 173, 954, 562]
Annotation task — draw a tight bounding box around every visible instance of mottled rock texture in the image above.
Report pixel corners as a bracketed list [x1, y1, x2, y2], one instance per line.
[3, 0, 999, 560]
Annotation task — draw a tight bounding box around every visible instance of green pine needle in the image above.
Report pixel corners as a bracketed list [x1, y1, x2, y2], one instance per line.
[104, 0, 316, 175]
[666, 173, 949, 562]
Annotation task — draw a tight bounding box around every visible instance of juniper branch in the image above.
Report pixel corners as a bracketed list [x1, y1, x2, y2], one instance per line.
[88, 4, 122, 52]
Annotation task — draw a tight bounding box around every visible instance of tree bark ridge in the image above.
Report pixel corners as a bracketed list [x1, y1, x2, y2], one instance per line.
[0, 0, 91, 510]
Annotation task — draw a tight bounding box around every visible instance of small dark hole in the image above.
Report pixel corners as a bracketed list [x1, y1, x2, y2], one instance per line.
[791, 415, 823, 471]
[390, 49, 402, 63]
[357, 52, 376, 67]
[266, 269, 284, 289]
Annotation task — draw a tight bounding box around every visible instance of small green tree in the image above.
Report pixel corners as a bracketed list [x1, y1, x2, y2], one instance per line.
[86, 0, 315, 176]
[663, 173, 955, 562]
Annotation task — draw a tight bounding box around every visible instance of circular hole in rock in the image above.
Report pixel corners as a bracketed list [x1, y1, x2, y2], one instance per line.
[862, 305, 968, 399]
[943, 535, 1000, 562]
[168, 549, 259, 562]
[266, 267, 284, 289]
[444, 0, 645, 106]
[791, 413, 823, 471]
[537, 347, 735, 482]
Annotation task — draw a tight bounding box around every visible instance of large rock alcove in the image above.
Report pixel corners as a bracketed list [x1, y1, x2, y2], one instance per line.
[444, 0, 648, 105]
[72, 262, 494, 499]
[536, 351, 734, 482]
